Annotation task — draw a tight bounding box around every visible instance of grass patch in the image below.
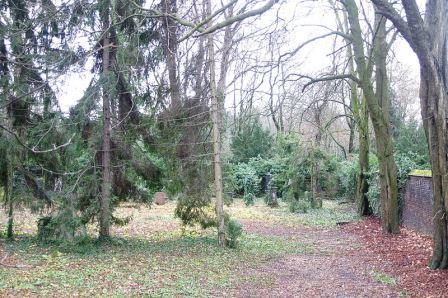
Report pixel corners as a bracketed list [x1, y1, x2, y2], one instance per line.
[370, 270, 397, 285]
[0, 199, 357, 296]
[0, 229, 313, 296]
[228, 199, 358, 228]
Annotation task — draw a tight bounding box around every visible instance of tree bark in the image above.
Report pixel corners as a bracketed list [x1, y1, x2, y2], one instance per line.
[162, 0, 181, 111]
[339, 6, 370, 213]
[372, 0, 448, 268]
[206, 0, 226, 247]
[356, 94, 371, 215]
[6, 152, 13, 239]
[99, 0, 112, 240]
[416, 0, 448, 271]
[374, 12, 399, 233]
[343, 0, 399, 232]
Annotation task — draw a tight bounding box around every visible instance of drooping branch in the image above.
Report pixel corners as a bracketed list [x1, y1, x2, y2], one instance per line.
[278, 31, 352, 65]
[302, 74, 361, 92]
[196, 0, 280, 37]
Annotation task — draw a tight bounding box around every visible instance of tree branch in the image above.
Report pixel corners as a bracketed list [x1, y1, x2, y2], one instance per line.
[302, 74, 361, 92]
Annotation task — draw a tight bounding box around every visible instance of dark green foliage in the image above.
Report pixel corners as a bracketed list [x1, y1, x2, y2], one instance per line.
[243, 193, 255, 206]
[390, 94, 429, 166]
[393, 119, 429, 166]
[228, 162, 260, 198]
[225, 216, 243, 249]
[289, 199, 309, 213]
[337, 156, 358, 200]
[231, 117, 273, 163]
[284, 145, 340, 200]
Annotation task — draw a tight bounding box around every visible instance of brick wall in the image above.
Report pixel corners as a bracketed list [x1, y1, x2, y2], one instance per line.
[402, 175, 433, 235]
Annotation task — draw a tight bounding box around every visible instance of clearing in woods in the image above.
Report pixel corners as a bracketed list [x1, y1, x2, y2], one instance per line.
[0, 200, 447, 297]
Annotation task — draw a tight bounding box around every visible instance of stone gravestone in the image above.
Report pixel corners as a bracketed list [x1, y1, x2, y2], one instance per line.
[154, 192, 168, 205]
[265, 173, 278, 207]
[263, 173, 272, 193]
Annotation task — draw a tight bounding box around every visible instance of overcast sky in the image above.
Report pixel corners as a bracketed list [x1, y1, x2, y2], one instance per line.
[56, 0, 421, 113]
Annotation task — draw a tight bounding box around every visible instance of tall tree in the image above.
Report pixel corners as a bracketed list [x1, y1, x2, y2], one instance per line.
[339, 7, 371, 216]
[99, 0, 112, 240]
[342, 0, 399, 232]
[372, 0, 448, 269]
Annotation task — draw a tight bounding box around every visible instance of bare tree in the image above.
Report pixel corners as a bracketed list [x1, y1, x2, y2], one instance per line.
[372, 0, 448, 269]
[342, 0, 399, 232]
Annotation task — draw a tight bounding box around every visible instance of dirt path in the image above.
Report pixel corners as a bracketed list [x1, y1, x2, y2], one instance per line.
[230, 220, 399, 297]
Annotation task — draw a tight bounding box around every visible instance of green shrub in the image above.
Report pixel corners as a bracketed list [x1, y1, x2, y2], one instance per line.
[225, 218, 243, 248]
[247, 156, 289, 196]
[230, 163, 260, 196]
[243, 193, 255, 206]
[289, 199, 309, 213]
[366, 154, 380, 215]
[231, 116, 273, 163]
[337, 157, 358, 200]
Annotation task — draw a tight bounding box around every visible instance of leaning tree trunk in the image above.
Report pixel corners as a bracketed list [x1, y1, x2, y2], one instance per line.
[421, 64, 448, 269]
[99, 0, 112, 240]
[374, 12, 399, 233]
[419, 43, 448, 269]
[341, 6, 371, 215]
[371, 0, 448, 269]
[343, 0, 399, 233]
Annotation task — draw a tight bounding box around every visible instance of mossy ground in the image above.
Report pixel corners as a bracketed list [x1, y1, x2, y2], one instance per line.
[0, 199, 370, 296]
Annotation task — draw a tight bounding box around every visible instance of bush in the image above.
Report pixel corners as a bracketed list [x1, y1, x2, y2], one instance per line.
[337, 156, 358, 200]
[225, 218, 243, 248]
[231, 117, 273, 163]
[289, 199, 309, 213]
[247, 156, 289, 196]
[243, 193, 255, 206]
[228, 162, 260, 199]
[366, 154, 380, 215]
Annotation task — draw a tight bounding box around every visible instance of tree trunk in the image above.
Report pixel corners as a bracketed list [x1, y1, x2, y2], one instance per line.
[99, 0, 111, 240]
[374, 12, 399, 233]
[417, 0, 448, 271]
[343, 0, 399, 233]
[340, 6, 370, 213]
[422, 64, 448, 268]
[206, 0, 226, 247]
[348, 122, 355, 154]
[6, 152, 13, 239]
[162, 0, 181, 110]
[356, 95, 371, 215]
[372, 0, 448, 268]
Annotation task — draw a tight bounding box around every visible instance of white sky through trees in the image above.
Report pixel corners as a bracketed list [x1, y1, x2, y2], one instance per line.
[56, 0, 421, 115]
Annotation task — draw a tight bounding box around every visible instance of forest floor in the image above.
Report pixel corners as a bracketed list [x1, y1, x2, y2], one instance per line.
[0, 199, 447, 297]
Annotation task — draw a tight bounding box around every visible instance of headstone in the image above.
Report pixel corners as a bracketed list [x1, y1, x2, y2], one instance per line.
[154, 192, 168, 205]
[262, 173, 272, 193]
[267, 186, 279, 207]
